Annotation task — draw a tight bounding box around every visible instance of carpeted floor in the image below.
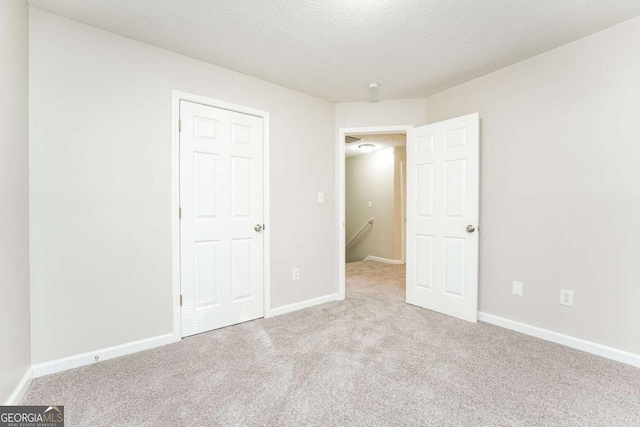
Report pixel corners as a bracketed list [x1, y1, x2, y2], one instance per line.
[23, 261, 640, 426]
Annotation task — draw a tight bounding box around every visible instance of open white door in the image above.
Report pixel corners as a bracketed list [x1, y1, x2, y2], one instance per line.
[180, 100, 264, 337]
[406, 113, 479, 322]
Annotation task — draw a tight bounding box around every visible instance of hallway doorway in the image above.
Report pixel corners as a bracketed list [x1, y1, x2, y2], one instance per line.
[344, 133, 407, 265]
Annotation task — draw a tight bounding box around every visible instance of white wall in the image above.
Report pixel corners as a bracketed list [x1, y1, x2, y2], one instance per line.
[345, 149, 396, 262]
[423, 16, 640, 354]
[0, 0, 31, 403]
[335, 99, 427, 129]
[29, 9, 336, 364]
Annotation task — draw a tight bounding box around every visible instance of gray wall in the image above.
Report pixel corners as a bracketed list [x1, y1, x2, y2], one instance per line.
[345, 143, 406, 263]
[423, 16, 640, 354]
[29, 9, 336, 364]
[346, 149, 396, 262]
[0, 0, 31, 403]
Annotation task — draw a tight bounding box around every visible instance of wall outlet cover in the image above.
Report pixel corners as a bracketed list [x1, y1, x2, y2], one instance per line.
[512, 281, 524, 297]
[560, 289, 574, 307]
[292, 268, 300, 281]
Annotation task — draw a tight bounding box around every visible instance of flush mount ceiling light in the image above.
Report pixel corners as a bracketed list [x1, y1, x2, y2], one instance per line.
[358, 143, 376, 153]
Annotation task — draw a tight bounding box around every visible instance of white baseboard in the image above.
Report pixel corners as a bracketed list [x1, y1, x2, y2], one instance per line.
[479, 312, 640, 368]
[364, 256, 405, 265]
[32, 333, 178, 378]
[30, 294, 340, 379]
[269, 293, 340, 317]
[5, 366, 33, 405]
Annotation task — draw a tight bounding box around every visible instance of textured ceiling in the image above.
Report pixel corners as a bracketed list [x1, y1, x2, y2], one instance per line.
[29, 0, 640, 102]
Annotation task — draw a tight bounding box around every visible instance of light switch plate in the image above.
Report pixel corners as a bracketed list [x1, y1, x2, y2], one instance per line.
[368, 201, 373, 208]
[317, 192, 324, 203]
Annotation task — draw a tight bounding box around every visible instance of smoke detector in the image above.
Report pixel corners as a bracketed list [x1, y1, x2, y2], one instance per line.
[368, 83, 379, 103]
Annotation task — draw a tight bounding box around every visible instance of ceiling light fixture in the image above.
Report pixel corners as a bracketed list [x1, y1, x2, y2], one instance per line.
[359, 143, 376, 153]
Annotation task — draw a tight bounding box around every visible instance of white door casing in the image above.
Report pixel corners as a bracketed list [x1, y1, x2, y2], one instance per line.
[401, 161, 407, 263]
[406, 113, 479, 322]
[180, 100, 264, 337]
[337, 125, 414, 300]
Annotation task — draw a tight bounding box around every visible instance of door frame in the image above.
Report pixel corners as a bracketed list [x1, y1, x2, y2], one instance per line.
[400, 160, 407, 263]
[336, 125, 414, 299]
[171, 90, 271, 341]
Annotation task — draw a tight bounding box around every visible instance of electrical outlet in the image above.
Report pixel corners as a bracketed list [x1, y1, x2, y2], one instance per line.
[317, 192, 324, 203]
[560, 289, 574, 307]
[292, 268, 300, 281]
[512, 281, 524, 297]
[368, 201, 373, 208]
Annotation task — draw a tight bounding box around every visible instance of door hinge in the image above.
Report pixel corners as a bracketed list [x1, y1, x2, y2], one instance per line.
[179, 207, 182, 220]
[178, 119, 182, 132]
[180, 295, 183, 306]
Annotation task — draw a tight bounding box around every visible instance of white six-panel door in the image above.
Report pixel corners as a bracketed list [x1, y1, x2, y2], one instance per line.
[406, 113, 479, 322]
[180, 100, 264, 337]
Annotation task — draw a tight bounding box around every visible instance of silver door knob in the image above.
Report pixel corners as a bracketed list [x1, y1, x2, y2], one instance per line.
[254, 224, 263, 232]
[466, 225, 476, 233]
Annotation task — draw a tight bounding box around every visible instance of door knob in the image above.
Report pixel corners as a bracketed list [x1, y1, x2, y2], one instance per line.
[466, 225, 476, 233]
[254, 224, 263, 232]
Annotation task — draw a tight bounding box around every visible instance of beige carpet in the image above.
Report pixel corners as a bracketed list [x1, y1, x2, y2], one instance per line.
[23, 261, 640, 426]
